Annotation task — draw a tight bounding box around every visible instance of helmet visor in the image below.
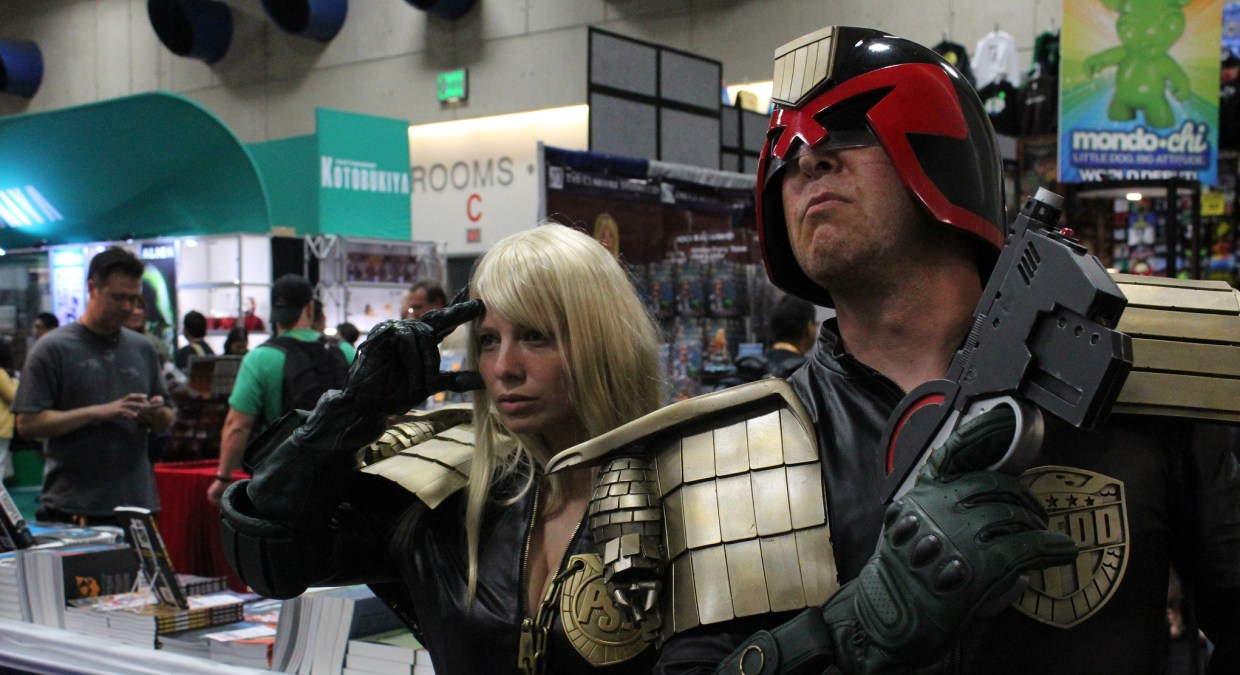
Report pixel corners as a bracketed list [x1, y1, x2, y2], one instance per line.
[784, 127, 881, 162]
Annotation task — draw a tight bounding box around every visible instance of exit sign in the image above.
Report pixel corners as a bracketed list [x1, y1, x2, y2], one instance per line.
[437, 69, 468, 102]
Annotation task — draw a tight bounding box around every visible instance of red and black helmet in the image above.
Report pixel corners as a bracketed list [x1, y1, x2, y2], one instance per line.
[757, 26, 1005, 306]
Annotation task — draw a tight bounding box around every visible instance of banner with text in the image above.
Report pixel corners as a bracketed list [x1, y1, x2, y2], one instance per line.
[409, 106, 588, 256]
[317, 108, 412, 239]
[1060, 0, 1223, 184]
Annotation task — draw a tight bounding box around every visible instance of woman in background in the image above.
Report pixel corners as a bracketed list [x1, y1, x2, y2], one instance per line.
[124, 295, 169, 365]
[0, 341, 16, 480]
[221, 224, 666, 673]
[223, 326, 249, 356]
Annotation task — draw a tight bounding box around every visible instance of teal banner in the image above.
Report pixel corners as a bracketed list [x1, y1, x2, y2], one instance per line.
[316, 108, 412, 239]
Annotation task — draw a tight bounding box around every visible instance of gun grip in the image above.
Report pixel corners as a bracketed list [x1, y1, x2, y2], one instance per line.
[881, 379, 958, 504]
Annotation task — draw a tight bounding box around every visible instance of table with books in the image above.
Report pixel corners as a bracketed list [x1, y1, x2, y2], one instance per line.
[153, 459, 248, 591]
[1, 489, 433, 675]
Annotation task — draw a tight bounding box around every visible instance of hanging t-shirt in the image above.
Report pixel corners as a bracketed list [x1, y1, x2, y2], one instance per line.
[1030, 30, 1060, 78]
[933, 40, 976, 87]
[977, 78, 1022, 136]
[974, 30, 1023, 88]
[1019, 74, 1059, 136]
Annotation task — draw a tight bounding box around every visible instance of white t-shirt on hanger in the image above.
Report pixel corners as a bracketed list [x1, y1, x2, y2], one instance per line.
[973, 30, 1023, 88]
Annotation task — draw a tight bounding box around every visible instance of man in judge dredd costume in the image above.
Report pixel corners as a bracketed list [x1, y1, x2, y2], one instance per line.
[546, 26, 1240, 674]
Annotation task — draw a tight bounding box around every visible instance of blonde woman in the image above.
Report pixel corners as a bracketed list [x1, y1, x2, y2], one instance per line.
[222, 224, 665, 674]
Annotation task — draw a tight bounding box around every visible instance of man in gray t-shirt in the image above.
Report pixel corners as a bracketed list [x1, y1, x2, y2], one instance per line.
[15, 247, 175, 524]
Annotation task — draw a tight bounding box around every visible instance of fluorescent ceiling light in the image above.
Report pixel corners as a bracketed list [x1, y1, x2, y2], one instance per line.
[0, 185, 64, 226]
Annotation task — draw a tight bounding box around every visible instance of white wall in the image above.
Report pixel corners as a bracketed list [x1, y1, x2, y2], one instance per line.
[0, 0, 1061, 142]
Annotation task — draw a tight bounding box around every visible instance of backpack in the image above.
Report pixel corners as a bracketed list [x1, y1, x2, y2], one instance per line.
[262, 334, 350, 416]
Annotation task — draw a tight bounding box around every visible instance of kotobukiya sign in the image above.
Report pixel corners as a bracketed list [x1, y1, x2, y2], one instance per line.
[320, 156, 410, 194]
[317, 108, 412, 240]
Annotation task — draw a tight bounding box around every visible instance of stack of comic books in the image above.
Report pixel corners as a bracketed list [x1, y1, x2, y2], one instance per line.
[0, 550, 25, 621]
[345, 627, 435, 675]
[107, 589, 251, 647]
[160, 595, 282, 668]
[21, 542, 141, 628]
[205, 597, 282, 669]
[271, 585, 404, 675]
[64, 588, 250, 647]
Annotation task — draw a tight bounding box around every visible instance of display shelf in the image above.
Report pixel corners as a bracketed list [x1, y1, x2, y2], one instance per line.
[174, 233, 274, 356]
[307, 235, 445, 334]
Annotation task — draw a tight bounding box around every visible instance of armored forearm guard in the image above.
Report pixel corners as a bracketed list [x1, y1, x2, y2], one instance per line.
[590, 454, 666, 640]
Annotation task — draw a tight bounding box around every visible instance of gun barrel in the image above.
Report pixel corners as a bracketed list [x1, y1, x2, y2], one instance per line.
[1033, 187, 1063, 211]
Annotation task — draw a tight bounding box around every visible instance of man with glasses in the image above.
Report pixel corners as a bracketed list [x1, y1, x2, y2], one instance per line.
[15, 246, 174, 526]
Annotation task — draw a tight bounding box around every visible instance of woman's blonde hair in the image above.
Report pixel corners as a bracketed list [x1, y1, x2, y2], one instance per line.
[464, 223, 663, 597]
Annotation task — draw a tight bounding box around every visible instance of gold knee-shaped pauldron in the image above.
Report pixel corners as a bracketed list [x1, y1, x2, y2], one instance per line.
[550, 379, 840, 645]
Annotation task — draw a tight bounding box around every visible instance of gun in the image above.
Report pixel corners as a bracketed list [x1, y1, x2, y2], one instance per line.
[881, 188, 1134, 503]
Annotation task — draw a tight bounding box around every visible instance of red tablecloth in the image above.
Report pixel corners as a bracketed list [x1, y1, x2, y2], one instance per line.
[153, 460, 248, 592]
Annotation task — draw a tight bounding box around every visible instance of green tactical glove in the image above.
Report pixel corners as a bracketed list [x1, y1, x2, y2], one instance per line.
[716, 407, 1079, 674]
[831, 406, 1079, 672]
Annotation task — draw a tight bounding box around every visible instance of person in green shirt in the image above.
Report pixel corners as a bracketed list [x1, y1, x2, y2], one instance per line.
[208, 274, 354, 505]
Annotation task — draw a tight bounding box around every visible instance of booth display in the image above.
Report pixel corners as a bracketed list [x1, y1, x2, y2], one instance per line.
[1067, 178, 1206, 279]
[540, 144, 778, 400]
[308, 235, 445, 334]
[176, 233, 273, 354]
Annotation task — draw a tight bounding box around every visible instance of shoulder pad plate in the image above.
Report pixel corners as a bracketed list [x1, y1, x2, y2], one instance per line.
[360, 404, 475, 509]
[553, 380, 839, 639]
[1112, 274, 1240, 423]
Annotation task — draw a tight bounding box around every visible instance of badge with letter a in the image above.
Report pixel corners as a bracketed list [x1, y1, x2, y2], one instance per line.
[559, 554, 648, 665]
[1014, 466, 1129, 628]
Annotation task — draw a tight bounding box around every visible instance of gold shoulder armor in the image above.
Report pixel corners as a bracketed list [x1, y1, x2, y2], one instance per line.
[360, 404, 475, 509]
[1112, 274, 1240, 423]
[550, 380, 839, 642]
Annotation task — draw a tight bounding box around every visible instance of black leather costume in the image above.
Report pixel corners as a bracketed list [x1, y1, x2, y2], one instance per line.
[394, 464, 657, 674]
[227, 439, 656, 675]
[658, 320, 1240, 674]
[221, 305, 656, 674]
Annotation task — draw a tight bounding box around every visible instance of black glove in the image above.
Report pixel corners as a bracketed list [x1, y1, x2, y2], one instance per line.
[715, 407, 1078, 675]
[342, 293, 484, 417]
[242, 293, 482, 532]
[832, 406, 1079, 671]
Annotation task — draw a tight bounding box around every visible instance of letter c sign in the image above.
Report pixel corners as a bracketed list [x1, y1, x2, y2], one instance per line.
[467, 193, 482, 222]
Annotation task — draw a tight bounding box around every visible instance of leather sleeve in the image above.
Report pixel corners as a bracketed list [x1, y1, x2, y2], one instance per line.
[1179, 422, 1240, 674]
[221, 397, 455, 601]
[221, 470, 413, 599]
[653, 612, 801, 675]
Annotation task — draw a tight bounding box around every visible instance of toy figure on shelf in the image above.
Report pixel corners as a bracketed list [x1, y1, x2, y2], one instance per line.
[242, 297, 264, 332]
